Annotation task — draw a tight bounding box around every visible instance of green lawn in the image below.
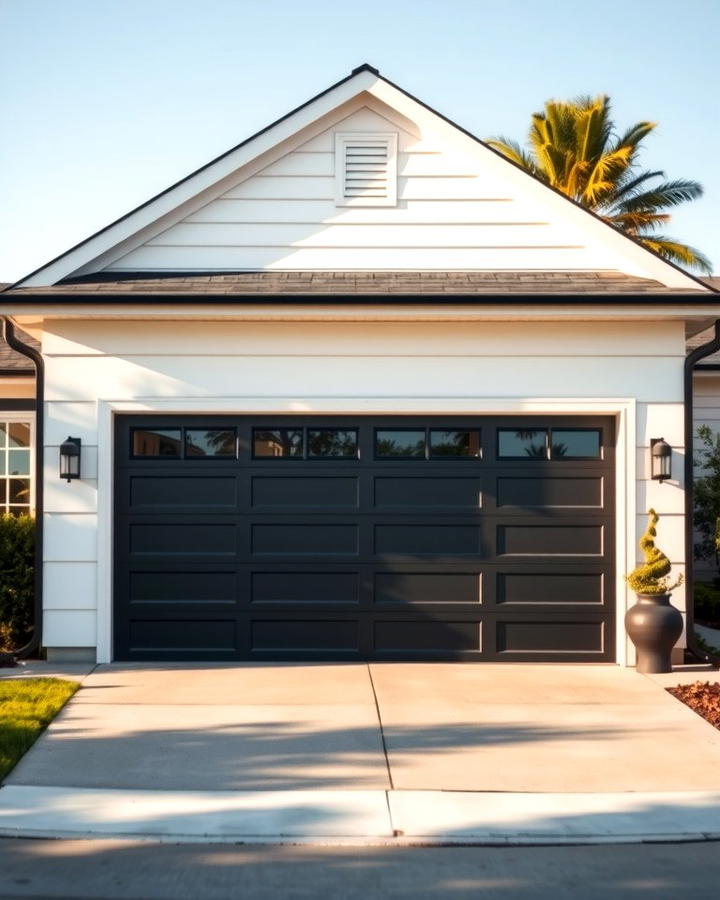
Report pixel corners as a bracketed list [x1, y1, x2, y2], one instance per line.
[0, 678, 79, 780]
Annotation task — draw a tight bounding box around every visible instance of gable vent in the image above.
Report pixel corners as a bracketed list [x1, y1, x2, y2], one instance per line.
[335, 132, 398, 207]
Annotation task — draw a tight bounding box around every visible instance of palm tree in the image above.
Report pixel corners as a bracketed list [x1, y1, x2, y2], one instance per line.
[487, 95, 711, 273]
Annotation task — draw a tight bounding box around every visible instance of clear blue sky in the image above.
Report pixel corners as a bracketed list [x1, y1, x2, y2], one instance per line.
[1, 0, 718, 281]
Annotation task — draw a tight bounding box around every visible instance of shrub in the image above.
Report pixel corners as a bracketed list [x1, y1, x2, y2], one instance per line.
[694, 582, 720, 625]
[693, 425, 720, 569]
[0, 515, 35, 651]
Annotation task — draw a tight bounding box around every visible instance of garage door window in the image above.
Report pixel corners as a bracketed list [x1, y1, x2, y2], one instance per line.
[551, 429, 601, 458]
[253, 428, 304, 458]
[498, 429, 548, 459]
[376, 429, 426, 459]
[185, 429, 236, 458]
[429, 429, 481, 458]
[307, 429, 358, 459]
[132, 428, 182, 458]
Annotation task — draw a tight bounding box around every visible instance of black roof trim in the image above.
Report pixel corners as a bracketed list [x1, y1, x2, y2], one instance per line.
[9, 64, 715, 294]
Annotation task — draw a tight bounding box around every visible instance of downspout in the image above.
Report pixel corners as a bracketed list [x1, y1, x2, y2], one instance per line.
[2, 318, 43, 660]
[684, 319, 720, 668]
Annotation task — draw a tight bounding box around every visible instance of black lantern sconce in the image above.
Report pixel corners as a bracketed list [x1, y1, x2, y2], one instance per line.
[59, 437, 82, 482]
[650, 437, 672, 483]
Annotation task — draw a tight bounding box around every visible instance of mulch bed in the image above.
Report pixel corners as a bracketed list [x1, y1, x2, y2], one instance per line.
[668, 681, 720, 730]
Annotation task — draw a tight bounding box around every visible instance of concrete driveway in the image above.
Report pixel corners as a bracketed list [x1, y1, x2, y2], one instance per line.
[4, 662, 720, 843]
[6, 662, 720, 793]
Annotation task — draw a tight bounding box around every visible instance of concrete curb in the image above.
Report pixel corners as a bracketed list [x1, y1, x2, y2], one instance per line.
[2, 785, 720, 846]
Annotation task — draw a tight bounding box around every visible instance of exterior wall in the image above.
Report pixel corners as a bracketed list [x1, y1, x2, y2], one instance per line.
[106, 104, 619, 273]
[40, 317, 687, 663]
[693, 371, 720, 582]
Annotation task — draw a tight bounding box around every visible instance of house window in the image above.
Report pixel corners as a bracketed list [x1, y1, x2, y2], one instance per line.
[334, 133, 398, 207]
[0, 418, 33, 515]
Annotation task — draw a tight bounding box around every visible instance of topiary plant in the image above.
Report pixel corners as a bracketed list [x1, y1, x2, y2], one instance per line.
[626, 508, 683, 595]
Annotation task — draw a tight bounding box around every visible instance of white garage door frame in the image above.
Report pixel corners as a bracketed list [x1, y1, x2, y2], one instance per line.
[95, 396, 636, 664]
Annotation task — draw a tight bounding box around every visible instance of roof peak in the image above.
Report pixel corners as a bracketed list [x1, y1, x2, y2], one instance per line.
[351, 63, 380, 76]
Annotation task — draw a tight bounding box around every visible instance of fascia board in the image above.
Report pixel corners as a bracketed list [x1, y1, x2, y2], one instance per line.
[4, 302, 720, 322]
[365, 80, 709, 292]
[16, 71, 379, 287]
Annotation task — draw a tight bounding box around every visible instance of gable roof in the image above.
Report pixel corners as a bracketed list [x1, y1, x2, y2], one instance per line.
[8, 64, 712, 294]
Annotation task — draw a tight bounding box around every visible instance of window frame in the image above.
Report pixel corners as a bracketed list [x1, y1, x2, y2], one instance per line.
[0, 411, 35, 515]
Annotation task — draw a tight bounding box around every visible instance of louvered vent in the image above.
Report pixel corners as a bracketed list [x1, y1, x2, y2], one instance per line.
[335, 133, 398, 206]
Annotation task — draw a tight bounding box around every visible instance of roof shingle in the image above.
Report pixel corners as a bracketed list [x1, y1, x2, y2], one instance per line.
[3, 270, 714, 297]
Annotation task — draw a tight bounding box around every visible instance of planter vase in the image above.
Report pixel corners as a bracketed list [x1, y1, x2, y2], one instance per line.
[625, 593, 683, 674]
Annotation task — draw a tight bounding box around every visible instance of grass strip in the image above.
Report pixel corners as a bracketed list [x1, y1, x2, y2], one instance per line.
[0, 678, 79, 780]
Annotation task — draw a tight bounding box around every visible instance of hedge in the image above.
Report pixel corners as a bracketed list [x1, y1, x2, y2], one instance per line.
[0, 514, 35, 651]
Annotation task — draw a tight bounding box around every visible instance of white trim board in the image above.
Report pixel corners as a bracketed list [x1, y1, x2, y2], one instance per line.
[94, 396, 635, 665]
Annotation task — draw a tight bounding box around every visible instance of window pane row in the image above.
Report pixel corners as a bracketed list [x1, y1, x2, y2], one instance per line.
[131, 425, 601, 461]
[376, 429, 481, 459]
[254, 429, 358, 459]
[498, 429, 601, 459]
[132, 428, 237, 458]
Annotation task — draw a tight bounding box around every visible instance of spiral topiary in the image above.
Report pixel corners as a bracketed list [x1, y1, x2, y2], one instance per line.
[626, 508, 683, 595]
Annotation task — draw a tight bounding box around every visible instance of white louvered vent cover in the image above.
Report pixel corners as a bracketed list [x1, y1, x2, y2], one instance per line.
[335, 133, 398, 206]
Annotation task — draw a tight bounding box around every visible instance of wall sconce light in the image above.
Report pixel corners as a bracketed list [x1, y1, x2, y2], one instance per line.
[650, 437, 672, 483]
[59, 437, 82, 482]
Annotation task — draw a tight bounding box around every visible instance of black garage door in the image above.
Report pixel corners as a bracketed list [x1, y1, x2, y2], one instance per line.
[114, 415, 615, 662]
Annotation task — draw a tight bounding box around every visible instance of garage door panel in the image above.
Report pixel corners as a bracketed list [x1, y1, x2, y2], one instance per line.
[496, 572, 606, 606]
[129, 475, 239, 510]
[373, 620, 482, 653]
[496, 618, 606, 655]
[251, 475, 359, 509]
[374, 523, 484, 556]
[251, 619, 359, 652]
[251, 571, 359, 605]
[497, 524, 604, 556]
[373, 476, 482, 510]
[496, 476, 603, 508]
[130, 522, 238, 557]
[130, 618, 239, 654]
[114, 415, 615, 662]
[374, 572, 482, 605]
[251, 523, 359, 556]
[130, 570, 239, 605]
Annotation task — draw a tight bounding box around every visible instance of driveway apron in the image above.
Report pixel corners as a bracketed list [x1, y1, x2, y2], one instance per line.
[5, 662, 720, 794]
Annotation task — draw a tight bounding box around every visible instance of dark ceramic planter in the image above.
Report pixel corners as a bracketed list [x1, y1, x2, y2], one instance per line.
[625, 593, 683, 673]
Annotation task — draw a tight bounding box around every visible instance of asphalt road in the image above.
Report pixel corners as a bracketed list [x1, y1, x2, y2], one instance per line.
[0, 839, 719, 899]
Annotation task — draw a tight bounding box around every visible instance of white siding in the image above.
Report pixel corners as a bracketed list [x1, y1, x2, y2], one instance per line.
[105, 105, 619, 273]
[39, 317, 687, 662]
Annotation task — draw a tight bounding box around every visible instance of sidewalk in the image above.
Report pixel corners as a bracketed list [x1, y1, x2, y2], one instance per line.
[1, 661, 720, 844]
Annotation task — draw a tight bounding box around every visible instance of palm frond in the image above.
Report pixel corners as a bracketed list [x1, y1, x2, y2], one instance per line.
[607, 170, 665, 204]
[613, 121, 656, 150]
[610, 211, 670, 233]
[575, 96, 612, 164]
[638, 235, 713, 273]
[484, 95, 709, 273]
[613, 178, 704, 213]
[485, 138, 542, 177]
[583, 146, 634, 204]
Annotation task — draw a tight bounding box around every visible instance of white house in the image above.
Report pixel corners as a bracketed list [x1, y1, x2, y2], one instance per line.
[2, 64, 718, 666]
